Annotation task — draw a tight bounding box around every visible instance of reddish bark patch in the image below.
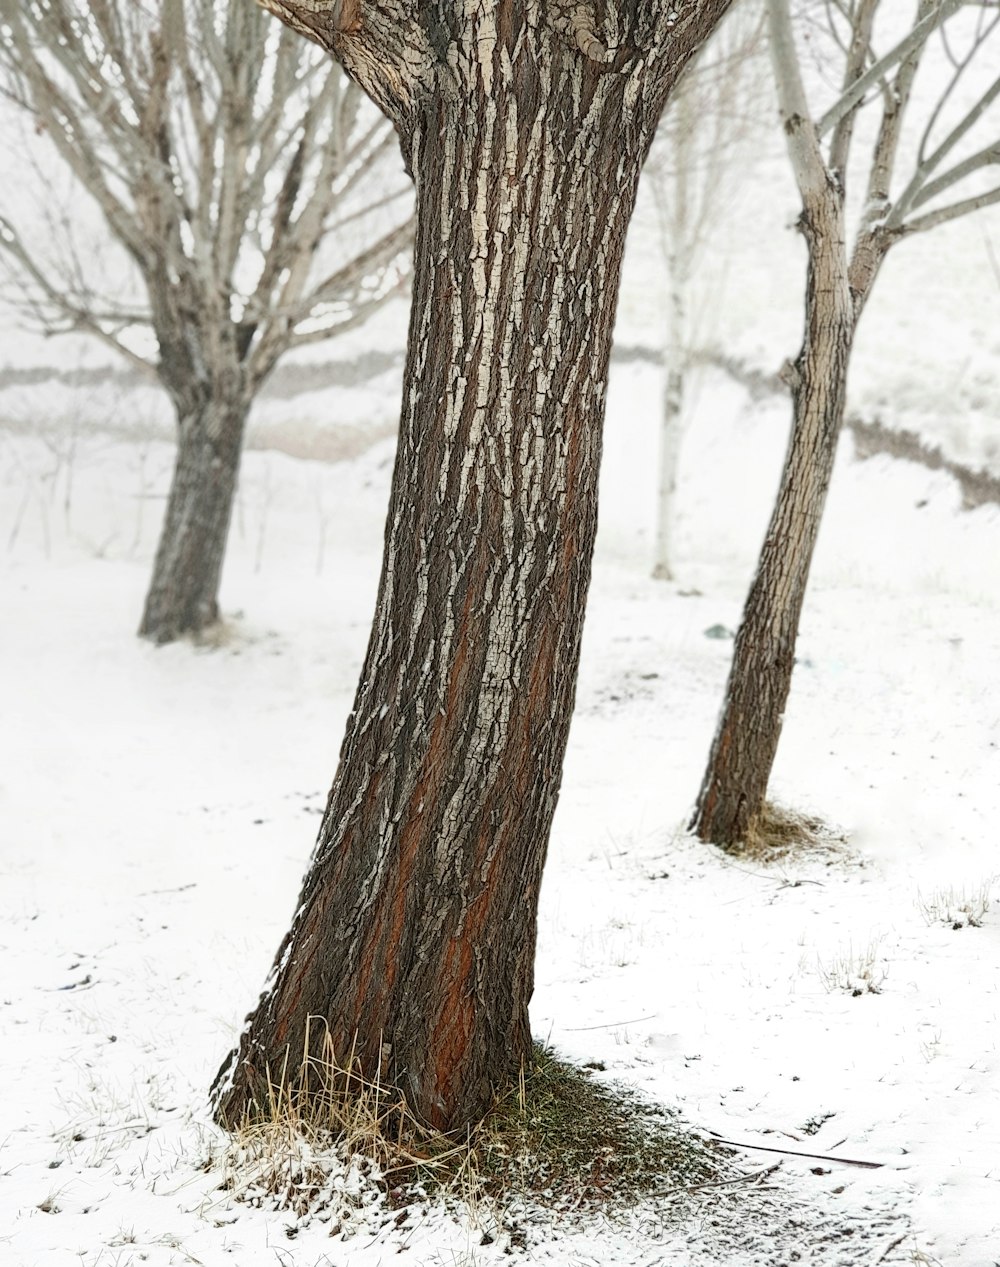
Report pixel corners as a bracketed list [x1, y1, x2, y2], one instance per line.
[272, 909, 325, 1050]
[427, 933, 476, 1125]
[346, 576, 478, 1064]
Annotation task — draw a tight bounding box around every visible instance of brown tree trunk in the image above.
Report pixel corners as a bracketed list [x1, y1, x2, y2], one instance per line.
[214, 3, 732, 1132]
[691, 186, 867, 850]
[138, 393, 249, 644]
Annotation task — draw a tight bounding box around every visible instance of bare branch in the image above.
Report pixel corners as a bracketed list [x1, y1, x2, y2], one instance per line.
[915, 6, 1000, 171]
[909, 140, 1000, 210]
[766, 0, 830, 202]
[900, 182, 1000, 234]
[888, 72, 1000, 228]
[283, 287, 400, 351]
[858, 0, 938, 235]
[0, 215, 155, 374]
[295, 218, 413, 315]
[817, 0, 966, 139]
[827, 0, 879, 182]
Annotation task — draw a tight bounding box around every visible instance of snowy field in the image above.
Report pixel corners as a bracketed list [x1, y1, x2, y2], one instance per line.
[2, 341, 999, 1265]
[2, 59, 1000, 1265]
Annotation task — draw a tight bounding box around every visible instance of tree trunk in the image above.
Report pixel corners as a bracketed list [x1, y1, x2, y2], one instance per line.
[691, 188, 861, 849]
[652, 262, 688, 581]
[138, 394, 249, 644]
[214, 4, 731, 1133]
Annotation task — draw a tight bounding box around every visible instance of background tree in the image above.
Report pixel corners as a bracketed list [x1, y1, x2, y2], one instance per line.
[692, 0, 1000, 849]
[0, 0, 411, 643]
[214, 0, 733, 1134]
[646, 7, 766, 582]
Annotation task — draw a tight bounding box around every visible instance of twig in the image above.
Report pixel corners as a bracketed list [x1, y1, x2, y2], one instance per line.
[706, 1130, 886, 1169]
[563, 1015, 657, 1031]
[874, 1231, 909, 1264]
[652, 1160, 782, 1198]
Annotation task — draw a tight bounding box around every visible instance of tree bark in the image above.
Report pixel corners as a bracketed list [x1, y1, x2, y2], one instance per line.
[691, 185, 865, 849]
[138, 392, 249, 644]
[214, 2, 732, 1132]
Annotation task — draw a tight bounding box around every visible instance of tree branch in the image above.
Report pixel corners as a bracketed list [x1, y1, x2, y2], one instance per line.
[888, 72, 1000, 229]
[766, 0, 830, 203]
[858, 0, 936, 235]
[827, 0, 879, 184]
[254, 0, 434, 127]
[900, 183, 1000, 234]
[910, 140, 1000, 211]
[817, 0, 965, 139]
[0, 216, 155, 374]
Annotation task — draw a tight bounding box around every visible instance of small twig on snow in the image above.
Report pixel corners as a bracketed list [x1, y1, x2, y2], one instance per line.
[706, 1130, 887, 1169]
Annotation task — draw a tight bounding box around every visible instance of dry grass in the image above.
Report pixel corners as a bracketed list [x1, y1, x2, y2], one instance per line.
[216, 1035, 721, 1231]
[916, 879, 994, 929]
[218, 1025, 468, 1222]
[817, 937, 887, 996]
[742, 801, 849, 863]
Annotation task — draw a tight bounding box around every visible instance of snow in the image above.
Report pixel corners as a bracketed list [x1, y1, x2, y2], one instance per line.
[3, 72, 1000, 1267]
[2, 348, 999, 1264]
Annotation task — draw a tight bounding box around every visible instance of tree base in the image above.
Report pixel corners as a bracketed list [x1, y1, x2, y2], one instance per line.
[215, 1041, 720, 1218]
[702, 799, 848, 861]
[138, 601, 222, 646]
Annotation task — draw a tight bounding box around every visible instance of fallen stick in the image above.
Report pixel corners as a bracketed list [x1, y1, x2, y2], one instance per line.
[652, 1160, 783, 1198]
[705, 1131, 885, 1169]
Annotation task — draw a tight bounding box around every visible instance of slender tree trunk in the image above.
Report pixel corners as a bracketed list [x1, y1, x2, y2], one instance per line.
[213, 4, 731, 1132]
[653, 263, 688, 581]
[691, 188, 865, 849]
[138, 393, 249, 644]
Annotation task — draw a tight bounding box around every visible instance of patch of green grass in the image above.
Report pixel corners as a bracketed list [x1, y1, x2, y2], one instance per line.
[469, 1044, 718, 1209]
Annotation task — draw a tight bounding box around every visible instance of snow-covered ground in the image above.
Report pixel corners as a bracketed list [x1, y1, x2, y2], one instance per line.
[2, 343, 999, 1265]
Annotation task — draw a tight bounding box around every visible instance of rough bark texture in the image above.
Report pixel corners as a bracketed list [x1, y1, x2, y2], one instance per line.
[138, 392, 250, 643]
[215, 0, 732, 1132]
[691, 183, 869, 850]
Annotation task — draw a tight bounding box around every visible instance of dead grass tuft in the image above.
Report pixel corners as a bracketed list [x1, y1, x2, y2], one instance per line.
[219, 1025, 466, 1222]
[916, 879, 994, 929]
[742, 801, 849, 863]
[817, 937, 887, 996]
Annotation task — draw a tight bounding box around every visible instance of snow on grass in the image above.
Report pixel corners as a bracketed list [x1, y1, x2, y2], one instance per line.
[1, 348, 998, 1264]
